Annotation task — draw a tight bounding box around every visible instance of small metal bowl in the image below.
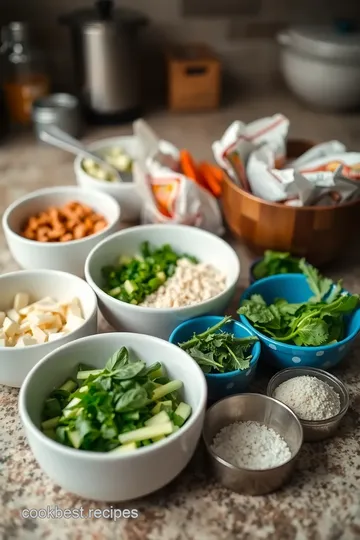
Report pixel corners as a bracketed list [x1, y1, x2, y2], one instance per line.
[202, 393, 303, 495]
[267, 367, 349, 442]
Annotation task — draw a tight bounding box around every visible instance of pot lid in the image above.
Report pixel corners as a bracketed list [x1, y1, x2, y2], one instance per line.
[59, 1, 147, 28]
[285, 25, 360, 60]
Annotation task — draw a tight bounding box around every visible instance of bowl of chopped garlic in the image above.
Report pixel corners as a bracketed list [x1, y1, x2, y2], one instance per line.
[0, 269, 97, 387]
[74, 136, 141, 222]
[267, 367, 349, 441]
[2, 186, 120, 277]
[85, 224, 240, 340]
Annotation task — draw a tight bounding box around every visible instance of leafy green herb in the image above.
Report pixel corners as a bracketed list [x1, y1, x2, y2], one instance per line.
[178, 316, 258, 374]
[253, 250, 302, 279]
[239, 265, 359, 346]
[41, 347, 191, 452]
[101, 242, 198, 305]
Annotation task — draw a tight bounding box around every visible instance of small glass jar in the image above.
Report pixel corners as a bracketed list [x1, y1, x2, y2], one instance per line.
[1, 22, 50, 126]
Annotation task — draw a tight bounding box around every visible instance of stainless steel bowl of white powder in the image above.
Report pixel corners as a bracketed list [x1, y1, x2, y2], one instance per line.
[202, 393, 303, 495]
[267, 367, 349, 442]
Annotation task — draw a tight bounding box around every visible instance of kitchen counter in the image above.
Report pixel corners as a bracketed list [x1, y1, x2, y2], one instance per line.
[2, 96, 360, 540]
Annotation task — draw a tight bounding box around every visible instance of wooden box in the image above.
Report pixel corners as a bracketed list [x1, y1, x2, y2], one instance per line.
[167, 44, 221, 111]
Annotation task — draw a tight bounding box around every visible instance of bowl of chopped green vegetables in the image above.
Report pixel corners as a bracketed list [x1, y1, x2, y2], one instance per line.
[19, 332, 207, 502]
[84, 224, 240, 340]
[250, 251, 302, 283]
[169, 315, 260, 402]
[238, 263, 360, 370]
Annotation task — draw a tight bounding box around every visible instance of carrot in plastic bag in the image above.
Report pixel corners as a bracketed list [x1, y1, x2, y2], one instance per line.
[180, 149, 206, 188]
[198, 162, 222, 198]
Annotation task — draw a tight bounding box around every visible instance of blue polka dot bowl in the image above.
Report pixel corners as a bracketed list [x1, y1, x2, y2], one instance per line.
[239, 274, 360, 371]
[169, 316, 261, 403]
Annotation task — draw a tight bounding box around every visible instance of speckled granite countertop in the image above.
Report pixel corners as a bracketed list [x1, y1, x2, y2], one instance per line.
[1, 97, 360, 540]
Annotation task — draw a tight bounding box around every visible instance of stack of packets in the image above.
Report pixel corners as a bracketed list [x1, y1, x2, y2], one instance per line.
[213, 114, 360, 206]
[132, 119, 224, 235]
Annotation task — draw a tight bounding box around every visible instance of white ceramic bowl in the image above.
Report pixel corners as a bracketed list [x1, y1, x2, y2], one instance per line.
[19, 332, 207, 501]
[74, 136, 141, 222]
[0, 270, 97, 387]
[74, 136, 180, 222]
[85, 224, 240, 339]
[2, 186, 120, 277]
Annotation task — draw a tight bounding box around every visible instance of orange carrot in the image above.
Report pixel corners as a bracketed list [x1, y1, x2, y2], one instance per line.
[198, 162, 222, 198]
[180, 149, 206, 188]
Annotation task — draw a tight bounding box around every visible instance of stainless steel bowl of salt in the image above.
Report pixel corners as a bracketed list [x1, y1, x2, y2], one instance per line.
[202, 393, 303, 495]
[267, 367, 349, 442]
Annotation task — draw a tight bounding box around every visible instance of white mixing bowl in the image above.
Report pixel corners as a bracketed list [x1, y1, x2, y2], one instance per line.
[19, 332, 207, 501]
[2, 186, 120, 277]
[0, 270, 97, 387]
[84, 224, 240, 339]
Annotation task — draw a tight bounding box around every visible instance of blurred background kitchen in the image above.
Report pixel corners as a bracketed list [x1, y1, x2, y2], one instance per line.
[1, 0, 360, 272]
[1, 0, 360, 129]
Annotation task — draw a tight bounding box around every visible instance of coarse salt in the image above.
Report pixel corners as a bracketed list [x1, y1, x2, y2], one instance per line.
[211, 421, 291, 470]
[273, 375, 341, 421]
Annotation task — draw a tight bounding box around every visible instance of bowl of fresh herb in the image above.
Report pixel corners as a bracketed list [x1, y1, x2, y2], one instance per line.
[250, 251, 302, 283]
[238, 261, 360, 370]
[19, 332, 207, 502]
[169, 315, 260, 401]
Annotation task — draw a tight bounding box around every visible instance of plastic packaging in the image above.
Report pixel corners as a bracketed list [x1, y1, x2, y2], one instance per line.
[132, 120, 224, 235]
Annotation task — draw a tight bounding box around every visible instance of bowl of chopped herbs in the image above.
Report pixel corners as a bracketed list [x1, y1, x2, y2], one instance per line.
[169, 315, 261, 402]
[238, 260, 360, 370]
[250, 250, 302, 283]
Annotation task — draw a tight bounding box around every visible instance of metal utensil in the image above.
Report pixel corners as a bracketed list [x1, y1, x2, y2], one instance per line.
[39, 126, 123, 182]
[32, 94, 83, 139]
[267, 367, 349, 442]
[202, 393, 303, 495]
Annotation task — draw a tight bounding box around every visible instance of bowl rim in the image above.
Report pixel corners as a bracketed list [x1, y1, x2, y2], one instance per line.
[169, 315, 261, 378]
[19, 332, 208, 459]
[84, 223, 240, 314]
[222, 167, 360, 212]
[2, 185, 121, 248]
[239, 273, 360, 352]
[266, 367, 350, 426]
[202, 392, 303, 472]
[0, 269, 98, 353]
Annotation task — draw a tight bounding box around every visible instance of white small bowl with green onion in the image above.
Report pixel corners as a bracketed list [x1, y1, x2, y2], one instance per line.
[19, 332, 207, 501]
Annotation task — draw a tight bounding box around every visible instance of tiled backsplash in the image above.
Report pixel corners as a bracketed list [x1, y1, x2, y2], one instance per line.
[1, 0, 360, 100]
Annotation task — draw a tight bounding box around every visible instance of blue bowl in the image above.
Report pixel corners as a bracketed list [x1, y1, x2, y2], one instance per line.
[239, 274, 360, 370]
[169, 316, 261, 402]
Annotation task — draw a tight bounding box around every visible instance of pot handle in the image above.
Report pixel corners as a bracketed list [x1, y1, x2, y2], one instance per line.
[277, 31, 291, 46]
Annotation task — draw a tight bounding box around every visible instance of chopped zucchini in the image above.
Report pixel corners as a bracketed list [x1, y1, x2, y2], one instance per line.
[152, 380, 182, 401]
[118, 422, 173, 444]
[145, 410, 170, 426]
[173, 402, 192, 427]
[110, 442, 137, 453]
[41, 416, 60, 430]
[59, 379, 77, 393]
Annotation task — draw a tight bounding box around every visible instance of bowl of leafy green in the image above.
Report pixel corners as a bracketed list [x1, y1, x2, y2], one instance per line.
[239, 261, 360, 370]
[250, 251, 302, 283]
[169, 315, 260, 402]
[19, 332, 207, 502]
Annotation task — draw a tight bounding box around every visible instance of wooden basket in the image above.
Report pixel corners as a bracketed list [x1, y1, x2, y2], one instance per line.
[167, 44, 221, 112]
[221, 139, 360, 266]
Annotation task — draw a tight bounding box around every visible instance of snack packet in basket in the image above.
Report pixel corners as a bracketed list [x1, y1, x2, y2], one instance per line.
[289, 140, 346, 169]
[133, 162, 224, 235]
[212, 114, 289, 190]
[247, 142, 360, 205]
